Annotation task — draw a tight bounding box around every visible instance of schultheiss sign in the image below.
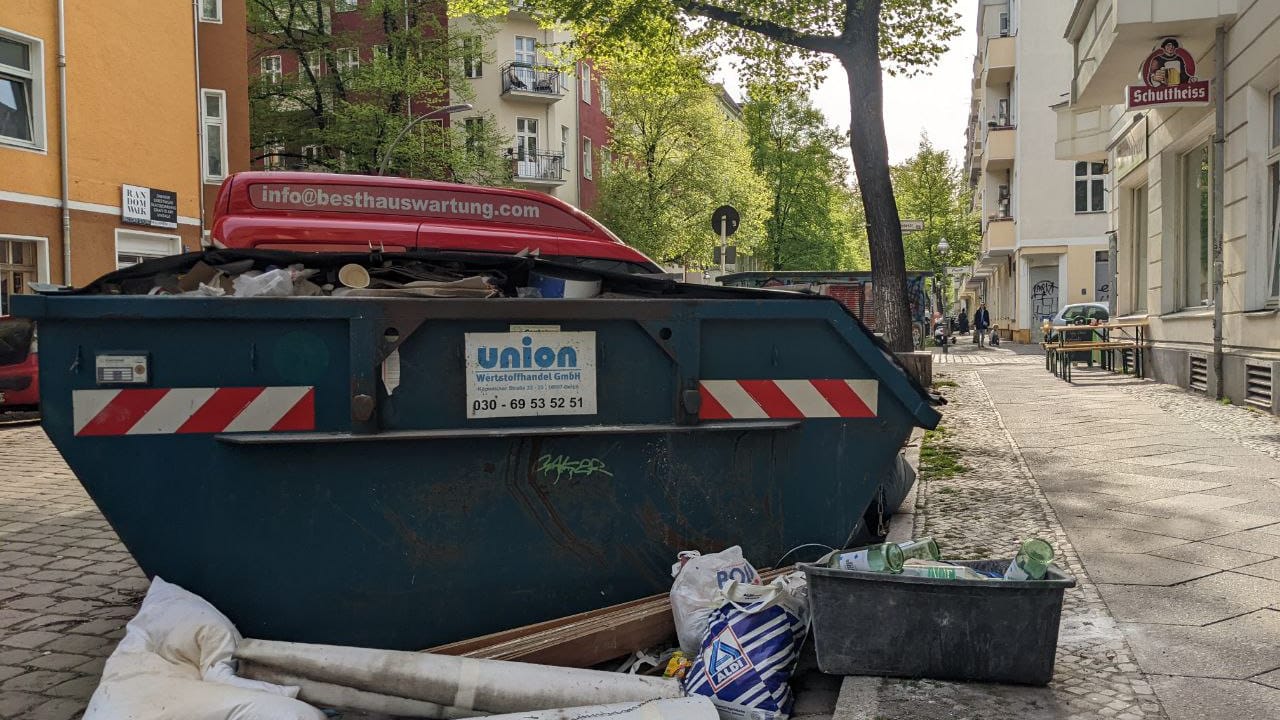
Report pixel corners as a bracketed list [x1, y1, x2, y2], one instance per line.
[1126, 37, 1211, 110]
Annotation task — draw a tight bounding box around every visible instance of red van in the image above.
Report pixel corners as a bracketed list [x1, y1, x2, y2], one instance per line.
[0, 317, 38, 411]
[210, 172, 661, 274]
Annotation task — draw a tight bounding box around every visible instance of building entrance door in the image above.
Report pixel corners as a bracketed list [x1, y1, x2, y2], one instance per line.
[1029, 264, 1060, 342]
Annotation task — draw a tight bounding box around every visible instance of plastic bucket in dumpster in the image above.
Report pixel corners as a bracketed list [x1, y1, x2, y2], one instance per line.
[802, 560, 1077, 685]
[12, 249, 939, 651]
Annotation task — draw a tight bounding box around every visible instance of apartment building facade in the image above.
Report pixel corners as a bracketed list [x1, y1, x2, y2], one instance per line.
[451, 8, 609, 210]
[1056, 0, 1280, 412]
[961, 0, 1110, 343]
[0, 0, 247, 309]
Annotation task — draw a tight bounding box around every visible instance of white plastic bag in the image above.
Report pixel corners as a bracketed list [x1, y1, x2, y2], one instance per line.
[683, 572, 811, 720]
[670, 547, 761, 653]
[233, 269, 295, 297]
[84, 576, 324, 720]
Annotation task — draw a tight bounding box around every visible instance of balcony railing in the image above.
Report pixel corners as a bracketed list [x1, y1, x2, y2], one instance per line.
[507, 149, 566, 184]
[501, 62, 564, 99]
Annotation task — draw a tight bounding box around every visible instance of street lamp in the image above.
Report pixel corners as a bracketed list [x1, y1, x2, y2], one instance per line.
[377, 103, 474, 176]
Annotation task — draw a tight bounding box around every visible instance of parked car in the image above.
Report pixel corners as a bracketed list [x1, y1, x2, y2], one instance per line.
[0, 317, 38, 411]
[1045, 302, 1110, 342]
[210, 171, 663, 274]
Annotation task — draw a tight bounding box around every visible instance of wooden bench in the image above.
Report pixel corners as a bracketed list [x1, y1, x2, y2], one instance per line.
[1045, 322, 1149, 382]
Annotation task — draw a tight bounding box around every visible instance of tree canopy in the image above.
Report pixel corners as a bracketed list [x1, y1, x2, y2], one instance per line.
[891, 134, 978, 302]
[594, 54, 769, 267]
[250, 0, 510, 181]
[742, 85, 868, 271]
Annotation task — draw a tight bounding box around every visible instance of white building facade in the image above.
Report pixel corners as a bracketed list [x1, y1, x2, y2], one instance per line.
[451, 9, 608, 210]
[962, 0, 1111, 343]
[1057, 0, 1280, 412]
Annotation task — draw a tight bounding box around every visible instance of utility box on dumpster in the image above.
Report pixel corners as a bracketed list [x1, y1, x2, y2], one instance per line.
[12, 250, 939, 651]
[803, 559, 1077, 685]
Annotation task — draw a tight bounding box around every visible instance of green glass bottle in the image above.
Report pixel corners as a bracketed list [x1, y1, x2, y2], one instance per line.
[897, 538, 942, 562]
[830, 543, 905, 573]
[1004, 539, 1054, 580]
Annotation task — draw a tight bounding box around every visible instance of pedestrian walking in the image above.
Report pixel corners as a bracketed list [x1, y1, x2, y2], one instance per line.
[974, 302, 991, 348]
[958, 310, 970, 335]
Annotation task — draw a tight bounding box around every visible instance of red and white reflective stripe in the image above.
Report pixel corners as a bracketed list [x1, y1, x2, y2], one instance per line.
[72, 387, 315, 436]
[699, 380, 877, 420]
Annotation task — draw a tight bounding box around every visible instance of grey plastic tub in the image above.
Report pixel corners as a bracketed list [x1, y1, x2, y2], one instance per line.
[802, 559, 1077, 685]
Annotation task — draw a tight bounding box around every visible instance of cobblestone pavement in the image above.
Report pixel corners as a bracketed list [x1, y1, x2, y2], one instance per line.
[931, 340, 1044, 365]
[0, 422, 147, 720]
[839, 368, 1163, 720]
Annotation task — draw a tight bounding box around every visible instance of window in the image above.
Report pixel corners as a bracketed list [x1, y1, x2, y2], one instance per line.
[304, 50, 324, 78]
[115, 230, 181, 270]
[514, 36, 536, 66]
[515, 117, 537, 159]
[301, 144, 321, 165]
[0, 31, 44, 150]
[464, 117, 485, 157]
[336, 47, 358, 75]
[372, 45, 387, 63]
[335, 0, 358, 11]
[461, 36, 482, 78]
[260, 55, 282, 84]
[201, 0, 222, 22]
[0, 238, 39, 315]
[600, 79, 611, 114]
[582, 136, 592, 179]
[1075, 161, 1105, 213]
[998, 12, 1009, 36]
[1269, 90, 1280, 299]
[263, 140, 285, 170]
[561, 125, 569, 168]
[201, 89, 227, 183]
[1181, 142, 1213, 307]
[1131, 186, 1148, 312]
[580, 62, 591, 103]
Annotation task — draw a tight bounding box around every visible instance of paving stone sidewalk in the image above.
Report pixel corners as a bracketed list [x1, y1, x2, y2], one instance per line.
[838, 366, 1162, 720]
[0, 421, 147, 720]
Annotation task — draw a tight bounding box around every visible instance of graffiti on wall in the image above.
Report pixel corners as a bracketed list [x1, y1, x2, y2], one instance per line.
[1032, 280, 1059, 320]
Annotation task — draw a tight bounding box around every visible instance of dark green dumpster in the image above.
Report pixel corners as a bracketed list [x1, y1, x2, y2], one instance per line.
[13, 250, 939, 650]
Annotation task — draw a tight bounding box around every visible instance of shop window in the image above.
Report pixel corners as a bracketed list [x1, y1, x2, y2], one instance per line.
[1268, 89, 1280, 300]
[115, 230, 181, 270]
[1075, 161, 1105, 213]
[1180, 142, 1212, 308]
[0, 30, 44, 150]
[0, 238, 38, 315]
[1131, 186, 1148, 312]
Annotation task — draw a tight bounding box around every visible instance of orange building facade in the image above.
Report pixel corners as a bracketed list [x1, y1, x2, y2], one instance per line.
[0, 0, 247, 312]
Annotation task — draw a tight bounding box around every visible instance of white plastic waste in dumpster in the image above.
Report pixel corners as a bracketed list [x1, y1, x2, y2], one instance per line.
[83, 577, 324, 720]
[234, 639, 684, 714]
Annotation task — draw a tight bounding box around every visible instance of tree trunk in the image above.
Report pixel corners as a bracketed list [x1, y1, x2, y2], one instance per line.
[840, 26, 912, 351]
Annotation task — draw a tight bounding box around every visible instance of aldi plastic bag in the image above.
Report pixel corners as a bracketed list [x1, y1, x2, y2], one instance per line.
[670, 547, 762, 653]
[683, 572, 811, 720]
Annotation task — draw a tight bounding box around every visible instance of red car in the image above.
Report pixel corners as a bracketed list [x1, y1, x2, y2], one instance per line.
[0, 317, 38, 411]
[210, 172, 662, 274]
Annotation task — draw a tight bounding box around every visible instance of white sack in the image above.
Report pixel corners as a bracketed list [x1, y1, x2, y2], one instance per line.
[479, 697, 719, 720]
[84, 577, 324, 720]
[669, 547, 761, 653]
[241, 663, 486, 719]
[235, 639, 684, 714]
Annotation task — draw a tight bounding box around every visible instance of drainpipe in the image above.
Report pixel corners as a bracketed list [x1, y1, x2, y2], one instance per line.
[56, 0, 70, 284]
[192, 0, 207, 246]
[1212, 25, 1226, 400]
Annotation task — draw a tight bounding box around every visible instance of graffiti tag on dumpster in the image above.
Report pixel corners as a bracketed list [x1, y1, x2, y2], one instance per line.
[464, 331, 597, 419]
[536, 454, 613, 484]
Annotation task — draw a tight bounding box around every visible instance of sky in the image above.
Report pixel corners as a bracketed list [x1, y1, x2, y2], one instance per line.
[716, 2, 979, 170]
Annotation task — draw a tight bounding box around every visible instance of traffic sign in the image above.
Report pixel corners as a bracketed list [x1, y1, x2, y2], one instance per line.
[713, 245, 737, 265]
[712, 205, 740, 236]
[901, 219, 925, 232]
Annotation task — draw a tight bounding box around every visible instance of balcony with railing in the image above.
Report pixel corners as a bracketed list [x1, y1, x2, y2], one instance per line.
[501, 62, 564, 103]
[507, 149, 566, 185]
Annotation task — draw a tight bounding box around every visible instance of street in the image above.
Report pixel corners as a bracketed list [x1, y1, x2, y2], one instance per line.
[3, 344, 1280, 718]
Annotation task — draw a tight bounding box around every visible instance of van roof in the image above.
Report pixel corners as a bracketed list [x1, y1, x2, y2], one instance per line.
[217, 171, 627, 244]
